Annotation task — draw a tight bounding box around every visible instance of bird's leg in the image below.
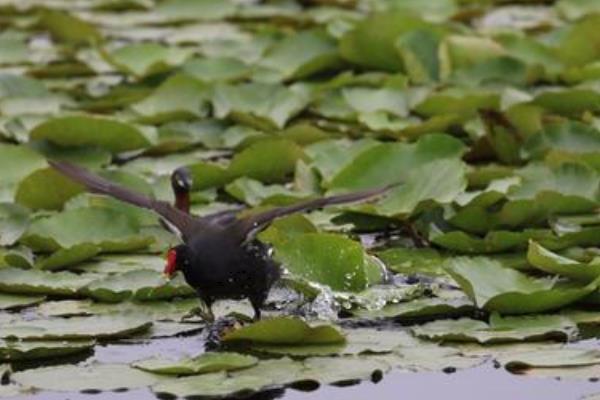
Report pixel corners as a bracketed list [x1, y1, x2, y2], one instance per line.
[250, 295, 266, 321]
[181, 298, 215, 323]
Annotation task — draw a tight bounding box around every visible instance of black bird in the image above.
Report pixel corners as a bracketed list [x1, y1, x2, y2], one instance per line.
[50, 160, 392, 320]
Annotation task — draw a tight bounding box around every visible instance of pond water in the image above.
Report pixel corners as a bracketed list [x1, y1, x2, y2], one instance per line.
[6, 335, 600, 400]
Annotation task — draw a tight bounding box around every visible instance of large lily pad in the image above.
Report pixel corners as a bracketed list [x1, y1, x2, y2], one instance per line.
[269, 232, 371, 292]
[0, 314, 152, 340]
[0, 339, 94, 361]
[444, 257, 599, 314]
[222, 317, 345, 345]
[30, 116, 152, 153]
[133, 352, 257, 376]
[0, 267, 96, 296]
[82, 269, 195, 302]
[412, 314, 577, 344]
[0, 203, 29, 245]
[212, 82, 309, 129]
[0, 293, 45, 310]
[527, 241, 600, 283]
[13, 363, 162, 392]
[21, 207, 153, 252]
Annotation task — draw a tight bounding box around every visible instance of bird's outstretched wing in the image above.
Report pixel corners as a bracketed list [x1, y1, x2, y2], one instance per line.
[229, 184, 396, 243]
[49, 160, 208, 239]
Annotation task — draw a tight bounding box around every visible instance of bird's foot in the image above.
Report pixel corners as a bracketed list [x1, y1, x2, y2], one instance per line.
[181, 306, 215, 323]
[204, 315, 245, 351]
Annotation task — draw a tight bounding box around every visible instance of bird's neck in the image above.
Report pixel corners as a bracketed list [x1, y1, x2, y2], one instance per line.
[174, 190, 190, 213]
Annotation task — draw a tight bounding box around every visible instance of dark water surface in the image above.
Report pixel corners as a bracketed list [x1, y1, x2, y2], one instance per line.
[7, 335, 599, 400]
[7, 364, 599, 400]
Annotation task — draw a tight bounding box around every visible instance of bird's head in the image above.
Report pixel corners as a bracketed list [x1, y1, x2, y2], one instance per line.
[163, 244, 192, 279]
[170, 167, 193, 213]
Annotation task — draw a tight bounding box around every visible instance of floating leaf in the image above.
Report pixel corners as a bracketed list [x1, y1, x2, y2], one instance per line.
[212, 82, 309, 129]
[82, 269, 194, 303]
[445, 257, 599, 314]
[21, 207, 152, 252]
[133, 352, 257, 376]
[131, 73, 210, 123]
[104, 43, 193, 77]
[0, 339, 94, 362]
[31, 116, 151, 153]
[0, 267, 96, 296]
[15, 167, 84, 210]
[260, 30, 340, 80]
[0, 314, 152, 340]
[412, 314, 576, 344]
[269, 232, 370, 292]
[0, 203, 29, 245]
[0, 293, 45, 310]
[499, 348, 600, 372]
[340, 12, 439, 72]
[223, 317, 345, 345]
[13, 364, 161, 392]
[527, 241, 600, 283]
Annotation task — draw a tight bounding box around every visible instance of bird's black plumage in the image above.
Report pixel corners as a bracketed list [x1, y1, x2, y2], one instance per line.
[50, 160, 392, 319]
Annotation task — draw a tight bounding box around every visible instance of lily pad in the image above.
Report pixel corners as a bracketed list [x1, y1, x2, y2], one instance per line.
[0, 339, 94, 361]
[223, 317, 345, 345]
[269, 232, 370, 292]
[0, 267, 96, 296]
[0, 203, 29, 245]
[0, 314, 152, 340]
[21, 207, 153, 252]
[212, 82, 309, 129]
[30, 116, 151, 153]
[133, 352, 257, 376]
[444, 257, 599, 314]
[412, 314, 577, 344]
[82, 269, 195, 303]
[0, 293, 45, 310]
[498, 348, 600, 372]
[13, 363, 161, 392]
[131, 73, 210, 123]
[527, 241, 600, 283]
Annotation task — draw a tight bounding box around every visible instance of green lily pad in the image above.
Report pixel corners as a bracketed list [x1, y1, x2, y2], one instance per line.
[21, 207, 152, 252]
[499, 348, 600, 372]
[352, 291, 474, 320]
[82, 269, 194, 303]
[0, 203, 29, 245]
[528, 241, 600, 283]
[15, 168, 83, 210]
[0, 144, 46, 202]
[0, 267, 96, 296]
[0, 293, 45, 310]
[223, 317, 345, 345]
[250, 328, 415, 357]
[269, 232, 370, 292]
[133, 352, 257, 376]
[260, 29, 340, 80]
[13, 363, 161, 392]
[445, 257, 599, 314]
[131, 73, 210, 123]
[212, 82, 309, 129]
[227, 139, 305, 184]
[412, 314, 577, 344]
[339, 12, 440, 72]
[104, 43, 193, 78]
[152, 359, 302, 398]
[30, 116, 151, 153]
[0, 339, 94, 361]
[0, 314, 152, 340]
[155, 0, 237, 21]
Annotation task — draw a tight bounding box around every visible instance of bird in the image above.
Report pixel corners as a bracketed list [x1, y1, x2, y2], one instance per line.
[49, 160, 393, 321]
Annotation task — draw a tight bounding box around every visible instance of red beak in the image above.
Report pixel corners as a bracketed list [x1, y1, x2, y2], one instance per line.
[164, 248, 177, 279]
